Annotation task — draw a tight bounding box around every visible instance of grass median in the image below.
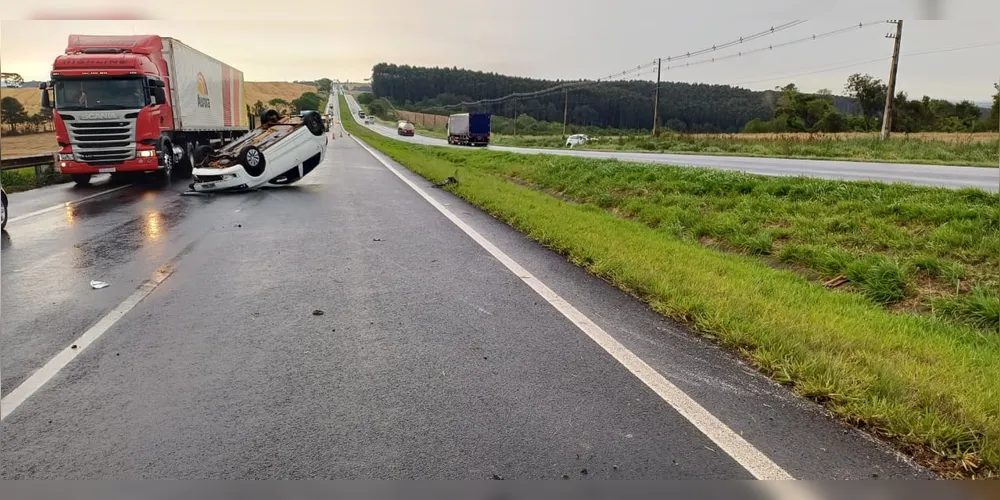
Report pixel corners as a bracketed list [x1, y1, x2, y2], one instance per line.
[490, 132, 1000, 168]
[340, 95, 1000, 477]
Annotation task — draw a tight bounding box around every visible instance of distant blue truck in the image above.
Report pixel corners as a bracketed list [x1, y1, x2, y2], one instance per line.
[446, 113, 491, 147]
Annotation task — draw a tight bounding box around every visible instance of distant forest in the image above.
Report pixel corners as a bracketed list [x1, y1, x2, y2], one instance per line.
[370, 63, 998, 134]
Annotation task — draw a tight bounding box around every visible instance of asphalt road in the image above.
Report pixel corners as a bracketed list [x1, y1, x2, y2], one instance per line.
[0, 97, 932, 479]
[343, 94, 1000, 192]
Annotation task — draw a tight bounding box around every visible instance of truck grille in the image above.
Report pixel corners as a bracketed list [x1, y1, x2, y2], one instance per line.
[67, 115, 137, 164]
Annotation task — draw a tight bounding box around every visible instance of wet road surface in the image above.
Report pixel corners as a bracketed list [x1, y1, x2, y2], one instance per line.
[1, 107, 932, 479]
[343, 94, 999, 192]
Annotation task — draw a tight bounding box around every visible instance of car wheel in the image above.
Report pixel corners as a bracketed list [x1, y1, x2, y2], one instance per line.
[1, 191, 8, 230]
[71, 174, 92, 186]
[194, 144, 215, 167]
[260, 109, 281, 127]
[238, 145, 266, 177]
[302, 111, 324, 136]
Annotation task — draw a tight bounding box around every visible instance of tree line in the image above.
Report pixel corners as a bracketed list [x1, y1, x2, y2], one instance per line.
[370, 63, 998, 134]
[251, 90, 325, 117]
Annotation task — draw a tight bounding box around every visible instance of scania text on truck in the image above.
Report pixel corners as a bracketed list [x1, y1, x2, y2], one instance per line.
[446, 113, 490, 146]
[40, 35, 249, 186]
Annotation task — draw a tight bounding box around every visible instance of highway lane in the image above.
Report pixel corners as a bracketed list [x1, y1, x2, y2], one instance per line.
[1, 106, 930, 479]
[343, 93, 999, 192]
[4, 174, 132, 223]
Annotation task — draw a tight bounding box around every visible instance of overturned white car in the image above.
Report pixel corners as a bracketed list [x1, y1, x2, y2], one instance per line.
[190, 110, 328, 192]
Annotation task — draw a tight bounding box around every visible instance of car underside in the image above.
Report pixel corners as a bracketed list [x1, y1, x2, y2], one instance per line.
[189, 110, 328, 193]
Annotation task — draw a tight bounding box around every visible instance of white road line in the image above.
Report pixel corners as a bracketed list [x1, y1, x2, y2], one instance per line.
[8, 184, 132, 223]
[351, 135, 794, 480]
[0, 264, 174, 421]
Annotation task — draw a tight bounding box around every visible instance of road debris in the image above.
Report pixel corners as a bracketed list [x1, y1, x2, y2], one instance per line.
[580, 468, 588, 475]
[312, 310, 325, 316]
[561, 474, 570, 479]
[90, 280, 110, 289]
[373, 238, 385, 242]
[824, 275, 849, 288]
[433, 177, 459, 188]
[491, 474, 504, 480]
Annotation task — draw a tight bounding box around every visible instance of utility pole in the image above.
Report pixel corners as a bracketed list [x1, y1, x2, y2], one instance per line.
[880, 20, 903, 140]
[513, 98, 517, 136]
[652, 58, 662, 137]
[563, 89, 569, 137]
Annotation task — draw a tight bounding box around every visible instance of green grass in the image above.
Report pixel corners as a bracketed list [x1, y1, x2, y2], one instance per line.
[1, 167, 68, 193]
[340, 94, 1000, 476]
[490, 133, 1000, 168]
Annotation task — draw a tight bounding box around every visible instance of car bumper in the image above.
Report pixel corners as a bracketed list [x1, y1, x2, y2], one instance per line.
[191, 164, 256, 192]
[57, 156, 161, 174]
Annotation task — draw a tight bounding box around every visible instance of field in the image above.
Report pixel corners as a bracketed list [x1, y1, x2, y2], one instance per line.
[341, 94, 1000, 477]
[244, 82, 318, 107]
[700, 132, 1000, 143]
[0, 87, 44, 115]
[0, 82, 320, 159]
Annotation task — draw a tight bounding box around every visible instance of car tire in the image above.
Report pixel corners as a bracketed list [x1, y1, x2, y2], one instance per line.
[260, 109, 280, 127]
[71, 174, 92, 186]
[1, 190, 8, 230]
[194, 144, 215, 167]
[302, 111, 324, 136]
[238, 145, 266, 177]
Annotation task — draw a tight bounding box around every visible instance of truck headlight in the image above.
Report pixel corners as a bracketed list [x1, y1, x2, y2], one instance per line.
[59, 153, 74, 161]
[138, 150, 156, 158]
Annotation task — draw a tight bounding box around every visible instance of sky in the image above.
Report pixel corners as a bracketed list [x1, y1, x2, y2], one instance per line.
[1, 0, 998, 102]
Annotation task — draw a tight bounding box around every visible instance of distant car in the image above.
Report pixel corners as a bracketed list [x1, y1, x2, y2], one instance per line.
[1, 188, 7, 230]
[566, 134, 589, 148]
[364, 116, 376, 125]
[190, 109, 327, 192]
[397, 121, 415, 136]
[358, 111, 366, 119]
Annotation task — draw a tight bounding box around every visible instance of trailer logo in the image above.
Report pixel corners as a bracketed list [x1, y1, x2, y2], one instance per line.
[196, 73, 210, 108]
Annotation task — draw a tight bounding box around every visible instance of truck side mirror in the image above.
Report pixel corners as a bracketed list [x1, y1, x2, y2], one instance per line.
[40, 83, 52, 109]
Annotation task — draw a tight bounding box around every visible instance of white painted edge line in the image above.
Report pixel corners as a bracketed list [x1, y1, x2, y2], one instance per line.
[0, 264, 173, 421]
[350, 135, 794, 481]
[8, 183, 133, 223]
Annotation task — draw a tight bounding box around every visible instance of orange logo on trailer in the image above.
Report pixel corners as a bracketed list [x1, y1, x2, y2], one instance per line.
[196, 72, 210, 108]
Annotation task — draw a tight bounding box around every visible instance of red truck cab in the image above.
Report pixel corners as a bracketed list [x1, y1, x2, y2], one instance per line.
[42, 35, 248, 186]
[42, 35, 175, 185]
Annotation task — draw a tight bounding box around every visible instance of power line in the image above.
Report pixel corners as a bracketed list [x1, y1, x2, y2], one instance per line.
[444, 21, 811, 109]
[661, 21, 807, 63]
[665, 21, 887, 71]
[730, 40, 1000, 87]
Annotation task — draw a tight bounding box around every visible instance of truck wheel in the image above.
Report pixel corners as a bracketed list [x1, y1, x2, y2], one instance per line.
[238, 145, 266, 177]
[155, 147, 175, 185]
[302, 111, 324, 136]
[72, 174, 92, 186]
[174, 142, 195, 178]
[260, 109, 280, 127]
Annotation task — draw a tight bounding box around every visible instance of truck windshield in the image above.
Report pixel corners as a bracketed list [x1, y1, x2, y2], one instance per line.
[54, 78, 147, 110]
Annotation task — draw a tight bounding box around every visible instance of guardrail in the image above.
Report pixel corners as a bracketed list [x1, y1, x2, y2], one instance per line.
[1, 152, 60, 180]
